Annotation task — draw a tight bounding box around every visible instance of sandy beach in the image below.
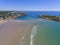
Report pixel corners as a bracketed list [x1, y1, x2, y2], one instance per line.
[0, 20, 33, 45]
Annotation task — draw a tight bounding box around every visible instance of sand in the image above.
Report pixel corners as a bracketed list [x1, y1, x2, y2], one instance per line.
[0, 20, 33, 45]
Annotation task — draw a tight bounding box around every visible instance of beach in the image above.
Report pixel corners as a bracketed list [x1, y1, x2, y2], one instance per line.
[0, 20, 33, 45]
[0, 11, 60, 45]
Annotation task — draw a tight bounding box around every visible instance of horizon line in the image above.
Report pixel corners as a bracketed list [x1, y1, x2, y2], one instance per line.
[0, 9, 60, 11]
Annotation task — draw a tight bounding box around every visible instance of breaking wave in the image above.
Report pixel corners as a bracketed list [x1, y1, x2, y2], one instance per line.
[30, 25, 38, 45]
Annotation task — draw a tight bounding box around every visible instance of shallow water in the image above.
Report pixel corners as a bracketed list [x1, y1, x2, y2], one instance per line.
[15, 11, 60, 45]
[33, 19, 60, 45]
[16, 18, 60, 45]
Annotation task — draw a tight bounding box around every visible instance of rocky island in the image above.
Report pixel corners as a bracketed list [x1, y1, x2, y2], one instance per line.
[40, 14, 60, 22]
[0, 11, 26, 20]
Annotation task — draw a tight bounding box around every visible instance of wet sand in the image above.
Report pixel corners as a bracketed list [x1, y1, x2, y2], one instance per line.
[0, 20, 33, 45]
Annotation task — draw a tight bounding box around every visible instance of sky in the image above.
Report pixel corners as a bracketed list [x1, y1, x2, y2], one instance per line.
[0, 0, 60, 11]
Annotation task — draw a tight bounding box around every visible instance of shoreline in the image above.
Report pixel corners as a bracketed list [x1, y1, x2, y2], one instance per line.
[23, 24, 33, 45]
[0, 14, 24, 24]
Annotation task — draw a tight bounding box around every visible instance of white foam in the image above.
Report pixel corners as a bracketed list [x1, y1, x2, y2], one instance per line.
[30, 25, 38, 45]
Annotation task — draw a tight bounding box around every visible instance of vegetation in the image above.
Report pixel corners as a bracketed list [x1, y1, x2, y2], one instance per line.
[0, 11, 26, 20]
[40, 14, 60, 21]
[0, 11, 9, 19]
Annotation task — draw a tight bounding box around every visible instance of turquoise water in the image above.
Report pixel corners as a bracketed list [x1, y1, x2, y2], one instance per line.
[33, 19, 60, 45]
[16, 11, 60, 45]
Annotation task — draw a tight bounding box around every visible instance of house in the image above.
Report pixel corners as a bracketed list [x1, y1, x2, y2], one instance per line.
[0, 14, 3, 20]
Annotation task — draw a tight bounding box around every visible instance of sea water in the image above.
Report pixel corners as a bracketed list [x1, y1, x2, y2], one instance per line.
[33, 19, 60, 45]
[16, 11, 60, 45]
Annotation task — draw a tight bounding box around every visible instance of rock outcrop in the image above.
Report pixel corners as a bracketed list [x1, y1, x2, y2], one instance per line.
[40, 14, 60, 22]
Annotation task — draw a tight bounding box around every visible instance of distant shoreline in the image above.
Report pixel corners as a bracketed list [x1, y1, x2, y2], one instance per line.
[0, 11, 26, 24]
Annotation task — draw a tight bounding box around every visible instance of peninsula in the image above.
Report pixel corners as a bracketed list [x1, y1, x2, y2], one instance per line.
[40, 14, 60, 22]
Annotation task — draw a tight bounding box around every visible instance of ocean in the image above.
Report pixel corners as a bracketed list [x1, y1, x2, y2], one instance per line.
[16, 11, 60, 20]
[16, 11, 60, 45]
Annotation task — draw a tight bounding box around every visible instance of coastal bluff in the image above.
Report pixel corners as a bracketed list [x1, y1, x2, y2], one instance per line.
[40, 14, 60, 22]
